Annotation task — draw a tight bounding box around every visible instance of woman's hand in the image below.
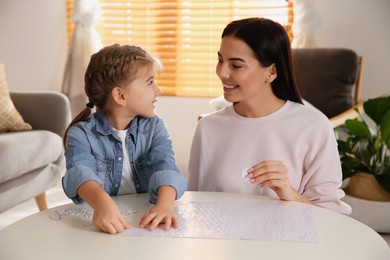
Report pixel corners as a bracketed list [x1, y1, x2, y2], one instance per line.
[139, 186, 178, 231]
[248, 160, 313, 205]
[248, 160, 295, 201]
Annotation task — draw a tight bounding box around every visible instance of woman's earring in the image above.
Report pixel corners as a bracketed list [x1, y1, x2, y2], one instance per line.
[268, 74, 277, 83]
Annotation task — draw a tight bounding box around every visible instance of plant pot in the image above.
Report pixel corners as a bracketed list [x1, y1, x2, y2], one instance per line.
[343, 172, 390, 201]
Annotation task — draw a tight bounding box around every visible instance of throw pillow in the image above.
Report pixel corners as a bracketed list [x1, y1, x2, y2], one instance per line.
[0, 63, 32, 132]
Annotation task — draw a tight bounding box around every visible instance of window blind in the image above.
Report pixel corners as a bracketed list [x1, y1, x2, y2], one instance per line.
[66, 0, 293, 97]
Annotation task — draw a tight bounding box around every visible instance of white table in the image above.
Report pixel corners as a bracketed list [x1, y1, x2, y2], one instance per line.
[0, 191, 389, 260]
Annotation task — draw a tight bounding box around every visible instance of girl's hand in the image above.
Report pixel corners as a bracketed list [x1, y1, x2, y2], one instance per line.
[139, 203, 178, 231]
[248, 160, 295, 201]
[92, 196, 132, 234]
[77, 180, 131, 235]
[139, 185, 178, 231]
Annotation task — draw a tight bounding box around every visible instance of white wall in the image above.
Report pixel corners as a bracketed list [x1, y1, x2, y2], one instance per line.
[1, 0, 389, 175]
[156, 97, 214, 176]
[316, 0, 390, 99]
[0, 0, 67, 92]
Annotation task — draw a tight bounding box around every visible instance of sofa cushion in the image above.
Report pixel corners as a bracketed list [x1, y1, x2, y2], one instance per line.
[0, 130, 64, 183]
[0, 64, 32, 133]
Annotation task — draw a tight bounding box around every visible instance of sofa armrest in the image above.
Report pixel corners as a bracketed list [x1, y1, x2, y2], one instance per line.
[330, 100, 364, 128]
[10, 91, 71, 137]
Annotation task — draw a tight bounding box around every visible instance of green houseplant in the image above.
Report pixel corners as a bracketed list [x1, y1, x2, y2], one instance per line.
[337, 96, 390, 201]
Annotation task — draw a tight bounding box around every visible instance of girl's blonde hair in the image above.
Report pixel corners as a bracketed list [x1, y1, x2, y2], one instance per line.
[63, 44, 161, 148]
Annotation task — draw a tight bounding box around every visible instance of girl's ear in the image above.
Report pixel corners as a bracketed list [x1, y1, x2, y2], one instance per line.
[111, 86, 127, 106]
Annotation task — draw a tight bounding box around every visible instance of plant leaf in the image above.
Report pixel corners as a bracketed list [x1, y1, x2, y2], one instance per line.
[375, 175, 390, 194]
[340, 156, 360, 179]
[337, 140, 350, 154]
[345, 119, 371, 138]
[364, 96, 390, 125]
[380, 108, 390, 148]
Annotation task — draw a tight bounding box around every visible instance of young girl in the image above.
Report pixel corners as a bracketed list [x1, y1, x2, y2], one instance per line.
[188, 18, 351, 215]
[62, 44, 188, 234]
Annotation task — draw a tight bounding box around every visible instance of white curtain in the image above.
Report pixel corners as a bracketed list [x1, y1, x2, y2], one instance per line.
[291, 0, 322, 48]
[62, 0, 102, 117]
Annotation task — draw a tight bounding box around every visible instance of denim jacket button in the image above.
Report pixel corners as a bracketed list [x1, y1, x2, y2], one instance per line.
[118, 157, 122, 161]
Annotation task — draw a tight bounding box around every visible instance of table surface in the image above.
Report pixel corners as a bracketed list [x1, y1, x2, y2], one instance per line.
[0, 191, 389, 260]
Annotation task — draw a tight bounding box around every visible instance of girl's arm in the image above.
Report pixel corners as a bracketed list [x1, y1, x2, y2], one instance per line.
[139, 185, 178, 231]
[77, 180, 131, 234]
[142, 118, 187, 205]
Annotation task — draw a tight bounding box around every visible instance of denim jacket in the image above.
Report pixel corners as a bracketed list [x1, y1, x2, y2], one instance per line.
[62, 111, 188, 204]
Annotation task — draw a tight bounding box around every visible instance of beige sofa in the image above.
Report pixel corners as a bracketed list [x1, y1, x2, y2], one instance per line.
[0, 91, 71, 213]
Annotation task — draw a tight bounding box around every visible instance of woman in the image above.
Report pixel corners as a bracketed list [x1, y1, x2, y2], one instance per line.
[188, 18, 351, 215]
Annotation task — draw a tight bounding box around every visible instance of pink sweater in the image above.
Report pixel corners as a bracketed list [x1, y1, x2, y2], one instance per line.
[188, 101, 351, 215]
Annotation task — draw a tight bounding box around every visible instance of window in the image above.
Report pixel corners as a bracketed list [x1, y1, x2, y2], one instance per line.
[66, 0, 293, 97]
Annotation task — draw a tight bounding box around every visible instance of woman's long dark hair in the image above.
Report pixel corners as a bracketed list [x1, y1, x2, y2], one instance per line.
[222, 17, 302, 104]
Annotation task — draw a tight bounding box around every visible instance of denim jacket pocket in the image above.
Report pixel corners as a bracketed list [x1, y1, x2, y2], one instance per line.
[95, 155, 114, 190]
[134, 152, 151, 180]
